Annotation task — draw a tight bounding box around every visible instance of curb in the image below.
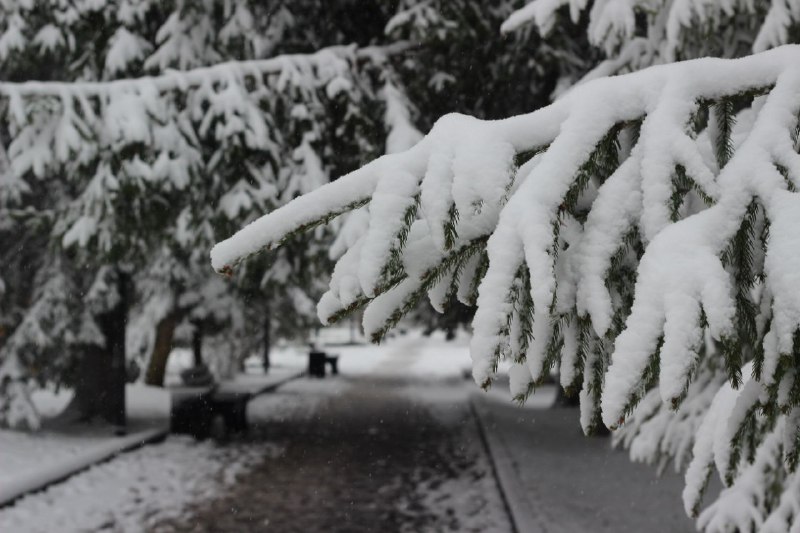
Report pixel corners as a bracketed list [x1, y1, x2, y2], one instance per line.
[249, 370, 305, 397]
[0, 425, 168, 508]
[469, 394, 544, 533]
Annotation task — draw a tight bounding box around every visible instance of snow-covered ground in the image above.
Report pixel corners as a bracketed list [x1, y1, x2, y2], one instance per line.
[0, 385, 171, 506]
[0, 328, 555, 532]
[0, 436, 274, 532]
[401, 461, 511, 533]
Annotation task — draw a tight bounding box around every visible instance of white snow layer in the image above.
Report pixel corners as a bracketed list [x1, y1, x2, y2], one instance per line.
[501, 0, 800, 62]
[0, 437, 271, 533]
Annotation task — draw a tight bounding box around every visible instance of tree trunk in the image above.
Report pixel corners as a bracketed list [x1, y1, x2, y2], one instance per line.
[192, 321, 204, 367]
[144, 310, 179, 386]
[56, 270, 130, 431]
[262, 307, 271, 374]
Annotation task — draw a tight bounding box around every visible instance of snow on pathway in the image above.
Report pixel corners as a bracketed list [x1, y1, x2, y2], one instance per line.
[0, 429, 117, 492]
[0, 437, 274, 533]
[158, 355, 514, 532]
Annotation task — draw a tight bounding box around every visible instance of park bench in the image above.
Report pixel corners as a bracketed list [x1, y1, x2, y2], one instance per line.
[170, 386, 250, 440]
[308, 350, 339, 377]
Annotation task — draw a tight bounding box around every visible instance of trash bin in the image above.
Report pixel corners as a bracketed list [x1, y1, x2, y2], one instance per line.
[308, 350, 327, 377]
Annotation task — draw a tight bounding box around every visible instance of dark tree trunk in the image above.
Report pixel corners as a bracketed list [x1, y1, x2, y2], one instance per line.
[144, 310, 179, 386]
[57, 270, 130, 432]
[192, 321, 204, 367]
[263, 307, 271, 374]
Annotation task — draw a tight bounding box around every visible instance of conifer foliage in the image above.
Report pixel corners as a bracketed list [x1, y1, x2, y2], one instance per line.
[213, 2, 800, 531]
[1, 1, 573, 428]
[0, 0, 408, 426]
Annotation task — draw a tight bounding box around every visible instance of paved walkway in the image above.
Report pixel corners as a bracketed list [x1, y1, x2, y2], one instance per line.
[473, 390, 701, 533]
[156, 374, 511, 532]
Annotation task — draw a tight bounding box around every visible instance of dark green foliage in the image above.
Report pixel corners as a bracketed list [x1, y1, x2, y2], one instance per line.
[562, 124, 621, 220]
[614, 336, 663, 429]
[443, 204, 460, 251]
[669, 165, 714, 222]
[712, 97, 735, 170]
[367, 236, 488, 344]
[512, 266, 534, 364]
[514, 145, 548, 169]
[719, 200, 762, 388]
[567, 315, 594, 397]
[786, 413, 800, 472]
[466, 250, 489, 306]
[776, 164, 798, 193]
[583, 340, 608, 434]
[387, 0, 594, 129]
[479, 260, 525, 390]
[378, 197, 420, 292]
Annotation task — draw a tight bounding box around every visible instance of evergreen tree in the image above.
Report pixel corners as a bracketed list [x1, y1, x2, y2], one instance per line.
[2, 0, 580, 427]
[0, 0, 409, 426]
[213, 4, 800, 531]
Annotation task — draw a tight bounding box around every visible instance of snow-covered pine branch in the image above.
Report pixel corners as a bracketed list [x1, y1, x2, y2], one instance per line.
[502, 0, 800, 83]
[214, 45, 800, 526]
[0, 42, 405, 252]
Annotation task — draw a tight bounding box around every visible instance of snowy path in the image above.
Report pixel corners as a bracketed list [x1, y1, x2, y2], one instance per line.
[0, 332, 512, 533]
[154, 340, 513, 532]
[473, 393, 703, 533]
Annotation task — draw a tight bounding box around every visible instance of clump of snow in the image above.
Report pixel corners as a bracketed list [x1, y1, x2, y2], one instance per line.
[29, 387, 73, 418]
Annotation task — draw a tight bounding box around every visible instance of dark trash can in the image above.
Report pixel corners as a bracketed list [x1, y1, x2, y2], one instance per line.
[309, 350, 327, 377]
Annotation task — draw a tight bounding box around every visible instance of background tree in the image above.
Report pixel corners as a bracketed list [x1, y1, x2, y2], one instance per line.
[0, 0, 409, 426]
[1, 0, 590, 427]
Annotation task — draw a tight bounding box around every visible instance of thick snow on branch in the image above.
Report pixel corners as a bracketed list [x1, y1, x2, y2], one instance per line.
[1, 43, 392, 255]
[0, 46, 358, 98]
[503, 0, 800, 88]
[214, 45, 800, 522]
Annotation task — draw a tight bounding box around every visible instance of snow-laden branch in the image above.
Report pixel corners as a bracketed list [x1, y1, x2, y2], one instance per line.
[213, 46, 800, 521]
[1, 41, 416, 253]
[0, 43, 412, 99]
[504, 0, 800, 55]
[501, 0, 800, 87]
[213, 46, 795, 271]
